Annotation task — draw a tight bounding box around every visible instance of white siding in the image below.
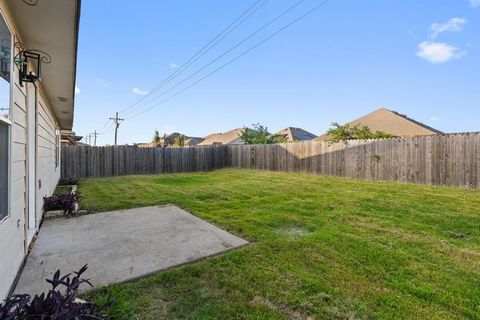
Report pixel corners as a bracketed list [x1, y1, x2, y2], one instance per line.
[0, 5, 62, 299]
[35, 91, 60, 226]
[0, 81, 28, 299]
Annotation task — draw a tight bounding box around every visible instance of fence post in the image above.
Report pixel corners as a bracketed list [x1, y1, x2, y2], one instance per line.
[59, 135, 480, 189]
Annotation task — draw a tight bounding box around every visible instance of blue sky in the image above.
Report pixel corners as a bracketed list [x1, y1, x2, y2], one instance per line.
[73, 0, 480, 145]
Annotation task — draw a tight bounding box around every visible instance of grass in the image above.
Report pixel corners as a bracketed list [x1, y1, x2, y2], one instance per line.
[78, 169, 480, 319]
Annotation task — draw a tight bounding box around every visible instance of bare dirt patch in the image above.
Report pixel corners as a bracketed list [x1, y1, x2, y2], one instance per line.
[277, 227, 314, 237]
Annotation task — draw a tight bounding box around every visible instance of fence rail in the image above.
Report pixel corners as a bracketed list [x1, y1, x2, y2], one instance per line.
[62, 132, 480, 189]
[61, 145, 228, 179]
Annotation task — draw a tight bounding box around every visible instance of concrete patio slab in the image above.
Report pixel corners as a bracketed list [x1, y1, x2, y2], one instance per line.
[14, 205, 248, 295]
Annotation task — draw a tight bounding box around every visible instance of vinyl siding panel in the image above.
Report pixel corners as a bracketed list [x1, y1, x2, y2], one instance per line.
[0, 4, 62, 299]
[0, 68, 27, 299]
[35, 93, 60, 227]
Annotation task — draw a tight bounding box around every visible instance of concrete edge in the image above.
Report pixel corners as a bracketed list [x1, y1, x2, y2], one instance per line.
[68, 204, 252, 295]
[82, 241, 250, 295]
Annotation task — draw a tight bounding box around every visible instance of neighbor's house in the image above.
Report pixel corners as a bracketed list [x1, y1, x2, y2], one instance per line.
[275, 127, 317, 142]
[60, 130, 83, 146]
[160, 132, 204, 146]
[316, 108, 442, 141]
[198, 128, 245, 146]
[136, 132, 204, 148]
[0, 1, 80, 299]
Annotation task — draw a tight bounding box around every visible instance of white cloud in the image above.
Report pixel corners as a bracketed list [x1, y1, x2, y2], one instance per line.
[416, 41, 465, 63]
[430, 17, 467, 39]
[74, 86, 80, 94]
[170, 63, 179, 69]
[469, 0, 480, 8]
[132, 87, 149, 95]
[430, 116, 440, 122]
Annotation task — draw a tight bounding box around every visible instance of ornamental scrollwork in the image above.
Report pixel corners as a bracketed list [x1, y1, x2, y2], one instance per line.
[22, 0, 39, 6]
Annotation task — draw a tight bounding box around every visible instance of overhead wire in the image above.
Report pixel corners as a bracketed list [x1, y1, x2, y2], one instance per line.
[119, 0, 268, 116]
[122, 0, 310, 118]
[126, 0, 330, 120]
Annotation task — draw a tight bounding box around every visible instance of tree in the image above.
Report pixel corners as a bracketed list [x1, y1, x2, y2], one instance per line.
[239, 123, 287, 145]
[152, 130, 161, 144]
[327, 122, 395, 143]
[173, 134, 185, 147]
[326, 122, 354, 143]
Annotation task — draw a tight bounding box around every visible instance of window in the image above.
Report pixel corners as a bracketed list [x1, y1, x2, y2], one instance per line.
[0, 12, 11, 221]
[0, 13, 11, 119]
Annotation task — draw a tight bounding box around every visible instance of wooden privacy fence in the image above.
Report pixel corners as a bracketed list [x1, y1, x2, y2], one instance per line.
[61, 145, 228, 179]
[227, 133, 480, 189]
[62, 132, 480, 189]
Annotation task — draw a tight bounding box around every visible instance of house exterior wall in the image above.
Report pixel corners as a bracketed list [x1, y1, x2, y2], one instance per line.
[35, 90, 61, 227]
[0, 79, 28, 300]
[0, 4, 61, 299]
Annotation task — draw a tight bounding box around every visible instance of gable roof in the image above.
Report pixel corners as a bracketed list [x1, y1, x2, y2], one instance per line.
[136, 132, 204, 147]
[198, 128, 245, 146]
[276, 127, 317, 142]
[317, 108, 442, 141]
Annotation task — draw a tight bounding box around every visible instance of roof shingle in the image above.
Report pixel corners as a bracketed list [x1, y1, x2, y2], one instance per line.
[317, 108, 442, 141]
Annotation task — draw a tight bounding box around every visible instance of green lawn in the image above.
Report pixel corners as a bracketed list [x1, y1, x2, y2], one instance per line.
[78, 169, 480, 319]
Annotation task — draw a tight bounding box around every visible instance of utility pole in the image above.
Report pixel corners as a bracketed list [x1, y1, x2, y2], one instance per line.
[85, 134, 91, 145]
[109, 112, 124, 146]
[91, 130, 99, 147]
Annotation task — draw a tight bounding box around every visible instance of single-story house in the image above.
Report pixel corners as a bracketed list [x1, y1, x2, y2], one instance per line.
[0, 0, 81, 299]
[136, 132, 205, 148]
[160, 132, 204, 147]
[275, 127, 317, 142]
[198, 128, 245, 146]
[316, 108, 442, 141]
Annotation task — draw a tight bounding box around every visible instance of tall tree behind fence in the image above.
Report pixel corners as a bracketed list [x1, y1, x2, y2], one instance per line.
[62, 132, 480, 189]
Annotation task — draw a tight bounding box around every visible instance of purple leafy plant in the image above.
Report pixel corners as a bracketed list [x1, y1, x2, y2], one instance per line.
[0, 265, 107, 319]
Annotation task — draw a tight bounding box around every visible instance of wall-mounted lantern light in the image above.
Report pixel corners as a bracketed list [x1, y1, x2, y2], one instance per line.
[14, 42, 51, 87]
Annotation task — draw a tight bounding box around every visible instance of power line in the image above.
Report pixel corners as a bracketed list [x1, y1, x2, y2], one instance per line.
[85, 133, 92, 145]
[122, 0, 309, 118]
[119, 0, 268, 115]
[98, 121, 115, 135]
[126, 0, 330, 120]
[98, 119, 111, 132]
[109, 112, 125, 146]
[91, 130, 100, 147]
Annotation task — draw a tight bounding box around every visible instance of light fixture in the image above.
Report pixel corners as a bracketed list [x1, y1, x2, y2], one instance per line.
[14, 42, 51, 87]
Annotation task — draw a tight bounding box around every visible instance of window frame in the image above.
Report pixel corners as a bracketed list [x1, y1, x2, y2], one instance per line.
[0, 116, 12, 224]
[0, 9, 13, 224]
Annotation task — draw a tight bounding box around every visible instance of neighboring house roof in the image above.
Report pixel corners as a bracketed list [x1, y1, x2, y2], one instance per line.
[5, 0, 81, 130]
[186, 137, 204, 146]
[162, 132, 204, 146]
[198, 128, 245, 146]
[60, 130, 83, 146]
[136, 132, 205, 147]
[317, 108, 443, 141]
[276, 127, 317, 142]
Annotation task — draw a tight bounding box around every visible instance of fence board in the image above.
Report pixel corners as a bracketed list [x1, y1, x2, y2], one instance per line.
[62, 133, 480, 189]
